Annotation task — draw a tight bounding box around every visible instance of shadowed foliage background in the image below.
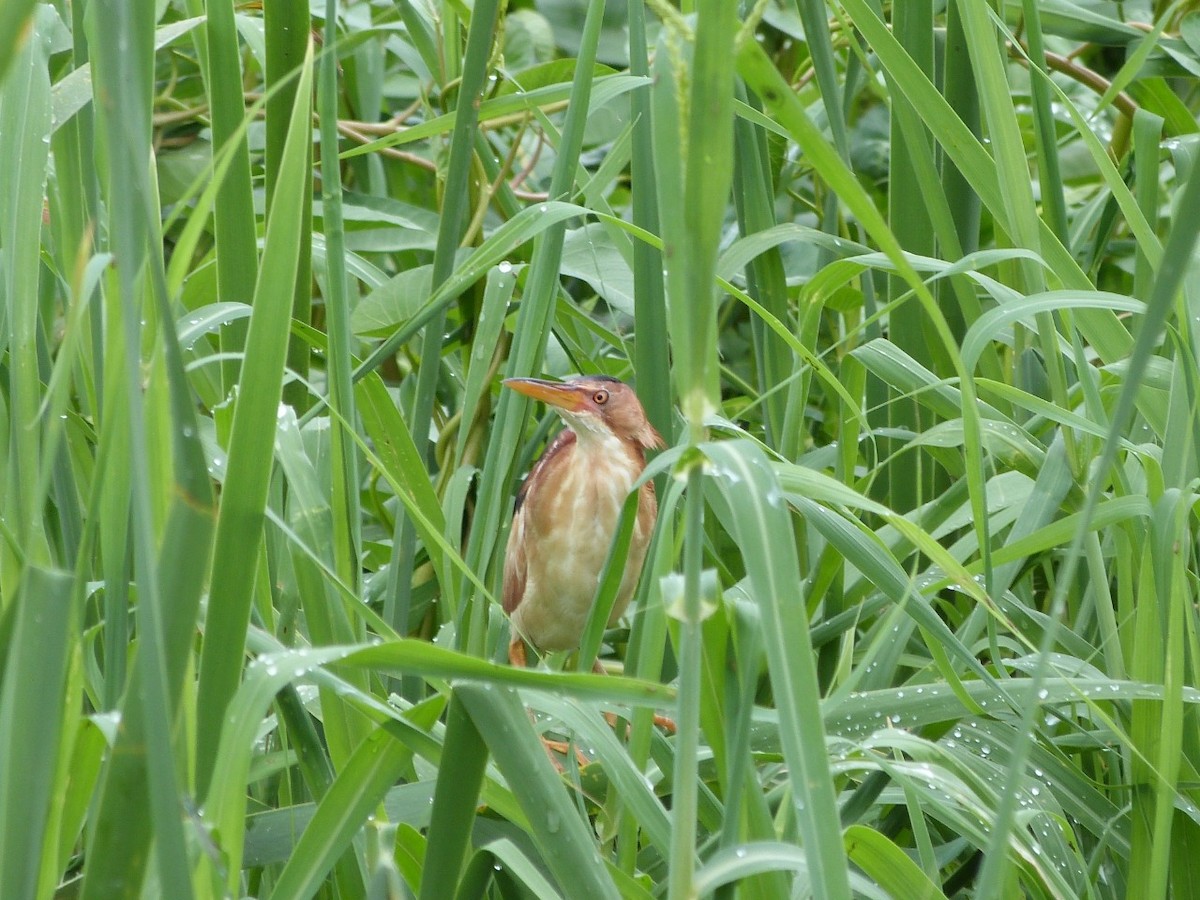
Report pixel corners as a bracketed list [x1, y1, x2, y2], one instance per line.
[0, 0, 1199, 897]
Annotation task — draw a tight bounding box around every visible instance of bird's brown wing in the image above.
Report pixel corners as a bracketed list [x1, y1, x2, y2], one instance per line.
[503, 429, 576, 614]
[502, 505, 527, 614]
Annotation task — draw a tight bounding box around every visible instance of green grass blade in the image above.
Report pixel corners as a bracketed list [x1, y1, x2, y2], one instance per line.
[0, 566, 74, 900]
[266, 0, 313, 410]
[203, 0, 260, 392]
[268, 723, 416, 900]
[704, 440, 851, 899]
[317, 0, 361, 589]
[0, 13, 52, 568]
[0, 3, 38, 87]
[417, 695, 489, 900]
[457, 682, 621, 900]
[627, 0, 671, 441]
[195, 43, 315, 796]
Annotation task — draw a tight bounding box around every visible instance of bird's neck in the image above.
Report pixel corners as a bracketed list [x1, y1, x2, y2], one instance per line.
[570, 425, 646, 471]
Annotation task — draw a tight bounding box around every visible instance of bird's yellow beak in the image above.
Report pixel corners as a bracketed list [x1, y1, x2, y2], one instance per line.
[502, 377, 590, 413]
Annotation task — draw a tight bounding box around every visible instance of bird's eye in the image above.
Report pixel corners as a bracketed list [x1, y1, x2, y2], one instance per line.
[592, 389, 609, 405]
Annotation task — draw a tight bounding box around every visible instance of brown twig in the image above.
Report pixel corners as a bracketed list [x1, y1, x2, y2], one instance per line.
[1010, 41, 1139, 120]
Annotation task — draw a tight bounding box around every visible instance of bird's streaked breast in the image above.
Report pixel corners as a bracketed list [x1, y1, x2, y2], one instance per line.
[508, 428, 654, 652]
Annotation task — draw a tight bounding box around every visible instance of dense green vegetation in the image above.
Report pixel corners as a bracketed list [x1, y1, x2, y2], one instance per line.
[1, 0, 1199, 897]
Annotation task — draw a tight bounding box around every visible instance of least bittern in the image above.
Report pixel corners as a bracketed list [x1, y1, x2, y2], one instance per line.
[502, 376, 664, 668]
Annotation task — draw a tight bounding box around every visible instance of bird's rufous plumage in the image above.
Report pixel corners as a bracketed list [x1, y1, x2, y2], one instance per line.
[502, 376, 663, 664]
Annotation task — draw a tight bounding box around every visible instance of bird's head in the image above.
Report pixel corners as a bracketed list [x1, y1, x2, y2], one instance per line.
[503, 375, 665, 451]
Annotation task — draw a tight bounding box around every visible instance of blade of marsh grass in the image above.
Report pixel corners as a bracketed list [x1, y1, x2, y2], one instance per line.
[795, 0, 849, 156]
[989, 436, 1073, 601]
[267, 0, 313, 411]
[394, 1, 438, 78]
[48, 11, 102, 485]
[883, 1, 945, 512]
[457, 683, 621, 900]
[417, 695, 489, 900]
[1129, 533, 1166, 899]
[945, 0, 1051, 278]
[1133, 109, 1165, 308]
[196, 44, 315, 798]
[791, 496, 1001, 698]
[86, 0, 200, 890]
[733, 81, 791, 448]
[671, 1, 735, 429]
[202, 0, 259, 394]
[887, 4, 936, 338]
[0, 566, 73, 900]
[355, 372, 444, 525]
[843, 826, 947, 900]
[0, 3, 37, 87]
[670, 467, 708, 900]
[268, 723, 417, 900]
[575, 489, 640, 673]
[1128, 489, 1189, 900]
[627, 0, 671, 442]
[48, 717, 106, 890]
[691, 842, 812, 896]
[653, 8, 739, 897]
[405, 0, 502, 433]
[273, 683, 336, 802]
[1012, 50, 1163, 271]
[713, 602, 791, 898]
[312, 1, 368, 775]
[1019, 0, 1069, 243]
[79, 266, 216, 889]
[275, 406, 371, 768]
[80, 655, 160, 896]
[453, 265, 517, 468]
[961, 289, 1144, 377]
[339, 638, 675, 707]
[476, 839, 563, 898]
[704, 440, 850, 900]
[399, 0, 501, 659]
[618, 480, 683, 875]
[1151, 493, 1187, 900]
[0, 15, 51, 569]
[941, 1, 981, 258]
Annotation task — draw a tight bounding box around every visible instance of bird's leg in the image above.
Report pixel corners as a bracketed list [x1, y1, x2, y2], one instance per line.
[508, 636, 528, 668]
[591, 660, 677, 734]
[509, 635, 588, 767]
[652, 712, 678, 734]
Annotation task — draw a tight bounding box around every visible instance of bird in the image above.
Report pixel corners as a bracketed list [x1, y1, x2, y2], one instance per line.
[501, 375, 664, 669]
